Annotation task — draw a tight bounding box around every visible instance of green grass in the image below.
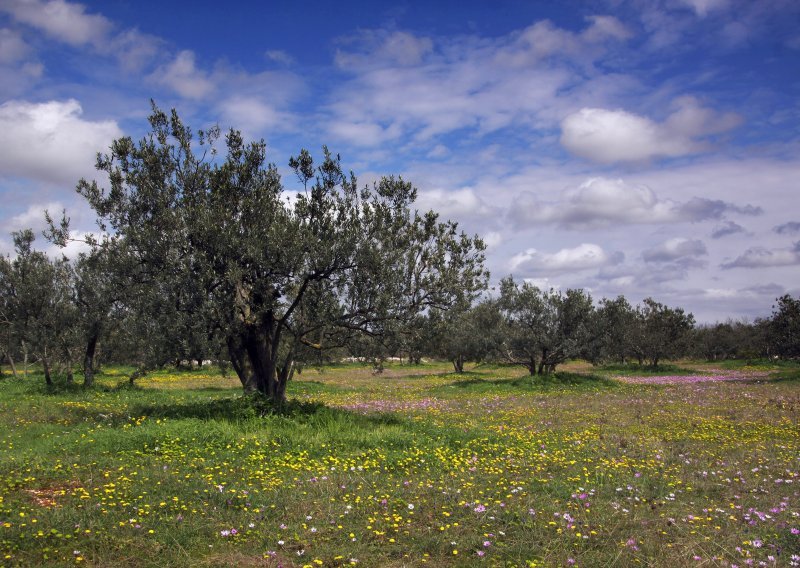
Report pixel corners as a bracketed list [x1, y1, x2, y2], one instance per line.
[0, 361, 798, 567]
[593, 362, 699, 375]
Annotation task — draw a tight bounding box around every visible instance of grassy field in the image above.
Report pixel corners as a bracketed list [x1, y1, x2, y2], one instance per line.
[0, 361, 798, 567]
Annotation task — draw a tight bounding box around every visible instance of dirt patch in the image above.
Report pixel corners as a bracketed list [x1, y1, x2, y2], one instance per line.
[25, 480, 82, 508]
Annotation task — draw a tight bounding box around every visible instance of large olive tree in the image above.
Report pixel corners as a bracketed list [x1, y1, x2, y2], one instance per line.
[55, 105, 487, 401]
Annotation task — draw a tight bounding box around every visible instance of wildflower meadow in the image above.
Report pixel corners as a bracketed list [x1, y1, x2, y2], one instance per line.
[1, 361, 798, 567]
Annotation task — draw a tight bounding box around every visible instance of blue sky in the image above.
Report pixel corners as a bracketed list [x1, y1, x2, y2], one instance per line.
[1, 0, 799, 322]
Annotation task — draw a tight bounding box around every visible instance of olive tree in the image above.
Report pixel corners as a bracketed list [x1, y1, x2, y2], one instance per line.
[496, 277, 594, 375]
[767, 294, 799, 360]
[588, 295, 637, 364]
[427, 300, 502, 373]
[55, 105, 487, 401]
[0, 230, 77, 385]
[632, 297, 695, 367]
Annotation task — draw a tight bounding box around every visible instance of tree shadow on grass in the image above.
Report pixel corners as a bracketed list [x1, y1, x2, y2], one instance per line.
[755, 370, 800, 383]
[434, 372, 615, 393]
[596, 363, 699, 375]
[128, 395, 407, 428]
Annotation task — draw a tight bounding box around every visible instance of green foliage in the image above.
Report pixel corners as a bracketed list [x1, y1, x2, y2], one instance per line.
[0, 231, 78, 385]
[632, 297, 695, 367]
[767, 294, 800, 359]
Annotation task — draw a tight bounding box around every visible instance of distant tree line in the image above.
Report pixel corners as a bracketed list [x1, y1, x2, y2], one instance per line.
[415, 291, 798, 374]
[1, 106, 798, 395]
[2, 231, 796, 388]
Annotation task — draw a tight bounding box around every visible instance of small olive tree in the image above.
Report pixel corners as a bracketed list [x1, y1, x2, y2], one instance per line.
[767, 294, 799, 360]
[0, 230, 77, 385]
[496, 277, 594, 375]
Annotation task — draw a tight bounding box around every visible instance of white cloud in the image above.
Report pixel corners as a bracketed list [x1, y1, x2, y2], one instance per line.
[508, 177, 758, 230]
[510, 243, 619, 275]
[335, 30, 433, 68]
[482, 231, 503, 249]
[1, 0, 112, 46]
[522, 277, 560, 290]
[206, 67, 304, 139]
[8, 201, 62, 232]
[0, 99, 121, 185]
[582, 15, 633, 42]
[561, 107, 687, 163]
[43, 230, 92, 259]
[219, 95, 283, 134]
[328, 120, 399, 147]
[0, 27, 30, 63]
[642, 237, 707, 262]
[265, 49, 294, 66]
[379, 31, 433, 66]
[416, 187, 500, 223]
[149, 50, 215, 99]
[560, 97, 741, 163]
[679, 0, 730, 17]
[426, 144, 450, 159]
[721, 243, 800, 269]
[327, 18, 631, 145]
[109, 28, 162, 71]
[1, 0, 164, 73]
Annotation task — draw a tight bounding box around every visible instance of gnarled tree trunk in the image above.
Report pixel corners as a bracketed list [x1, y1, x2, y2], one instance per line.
[227, 320, 293, 403]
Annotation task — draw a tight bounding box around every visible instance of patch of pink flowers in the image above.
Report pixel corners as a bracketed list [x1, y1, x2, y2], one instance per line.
[614, 369, 771, 385]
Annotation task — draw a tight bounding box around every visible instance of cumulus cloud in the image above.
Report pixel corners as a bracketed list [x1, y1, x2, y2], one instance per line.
[0, 99, 121, 185]
[7, 201, 62, 232]
[416, 187, 501, 224]
[560, 97, 741, 163]
[721, 243, 800, 269]
[149, 50, 215, 99]
[507, 177, 760, 230]
[711, 220, 747, 239]
[774, 221, 800, 235]
[510, 243, 621, 275]
[0, 0, 112, 46]
[642, 237, 707, 263]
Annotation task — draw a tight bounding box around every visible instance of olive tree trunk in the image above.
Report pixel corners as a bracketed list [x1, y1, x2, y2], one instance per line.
[227, 323, 294, 403]
[83, 331, 99, 388]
